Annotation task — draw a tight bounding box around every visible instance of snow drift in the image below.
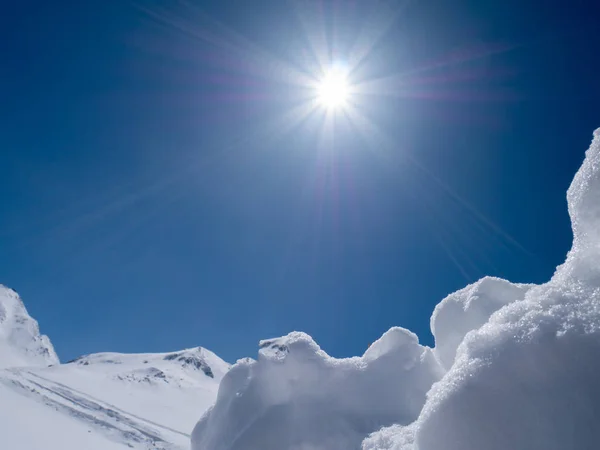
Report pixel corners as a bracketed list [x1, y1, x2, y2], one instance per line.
[430, 276, 533, 370]
[192, 329, 442, 450]
[192, 129, 600, 450]
[384, 128, 600, 450]
[0, 285, 59, 369]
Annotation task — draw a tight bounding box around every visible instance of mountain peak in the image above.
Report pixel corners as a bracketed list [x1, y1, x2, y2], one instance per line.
[0, 284, 59, 369]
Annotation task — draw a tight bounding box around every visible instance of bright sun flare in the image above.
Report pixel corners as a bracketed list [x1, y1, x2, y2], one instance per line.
[316, 68, 350, 110]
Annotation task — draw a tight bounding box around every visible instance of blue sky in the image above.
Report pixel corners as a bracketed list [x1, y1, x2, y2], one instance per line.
[1, 0, 599, 363]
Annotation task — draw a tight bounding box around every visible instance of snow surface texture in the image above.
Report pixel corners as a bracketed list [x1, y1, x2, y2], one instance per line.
[430, 277, 533, 370]
[192, 129, 600, 450]
[0, 285, 59, 369]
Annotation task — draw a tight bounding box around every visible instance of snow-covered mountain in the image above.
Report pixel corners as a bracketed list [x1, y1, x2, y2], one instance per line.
[0, 287, 229, 450]
[0, 285, 59, 369]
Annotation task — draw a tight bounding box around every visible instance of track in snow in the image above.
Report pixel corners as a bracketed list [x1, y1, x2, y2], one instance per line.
[0, 369, 188, 450]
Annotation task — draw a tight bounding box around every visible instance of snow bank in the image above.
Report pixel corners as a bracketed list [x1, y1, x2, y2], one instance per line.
[364, 128, 600, 450]
[192, 129, 600, 450]
[431, 277, 533, 370]
[0, 285, 59, 369]
[192, 329, 442, 450]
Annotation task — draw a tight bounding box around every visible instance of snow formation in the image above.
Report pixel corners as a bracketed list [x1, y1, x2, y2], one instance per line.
[0, 285, 59, 368]
[192, 129, 600, 450]
[192, 329, 442, 450]
[430, 276, 533, 370]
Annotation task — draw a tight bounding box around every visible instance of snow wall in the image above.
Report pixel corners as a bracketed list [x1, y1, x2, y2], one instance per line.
[192, 128, 600, 450]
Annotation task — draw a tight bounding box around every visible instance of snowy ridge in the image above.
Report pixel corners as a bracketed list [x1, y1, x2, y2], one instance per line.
[66, 346, 229, 386]
[192, 128, 600, 450]
[0, 285, 59, 369]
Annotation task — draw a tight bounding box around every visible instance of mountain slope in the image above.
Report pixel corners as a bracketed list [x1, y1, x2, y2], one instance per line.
[0, 373, 135, 450]
[0, 347, 228, 449]
[0, 285, 59, 369]
[43, 347, 229, 433]
[1, 368, 189, 449]
[0, 285, 229, 449]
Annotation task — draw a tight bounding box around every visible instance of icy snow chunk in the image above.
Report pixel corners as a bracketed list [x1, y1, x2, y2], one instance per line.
[365, 128, 600, 450]
[192, 330, 442, 450]
[0, 285, 59, 369]
[413, 284, 600, 450]
[431, 277, 532, 369]
[363, 327, 421, 365]
[558, 127, 600, 285]
[362, 424, 415, 450]
[567, 128, 600, 249]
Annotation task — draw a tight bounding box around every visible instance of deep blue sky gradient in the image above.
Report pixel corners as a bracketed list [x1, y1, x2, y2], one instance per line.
[1, 0, 599, 363]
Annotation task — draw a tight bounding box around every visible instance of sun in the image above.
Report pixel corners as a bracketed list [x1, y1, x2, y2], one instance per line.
[316, 67, 351, 110]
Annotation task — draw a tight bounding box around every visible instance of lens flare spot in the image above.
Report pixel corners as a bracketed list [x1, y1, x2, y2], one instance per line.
[316, 68, 351, 110]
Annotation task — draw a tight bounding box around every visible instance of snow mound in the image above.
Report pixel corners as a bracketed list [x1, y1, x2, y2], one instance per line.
[191, 330, 442, 450]
[0, 285, 59, 369]
[364, 128, 600, 450]
[192, 128, 600, 450]
[431, 277, 533, 370]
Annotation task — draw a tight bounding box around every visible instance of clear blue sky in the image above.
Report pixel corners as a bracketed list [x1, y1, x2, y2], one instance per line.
[1, 0, 599, 363]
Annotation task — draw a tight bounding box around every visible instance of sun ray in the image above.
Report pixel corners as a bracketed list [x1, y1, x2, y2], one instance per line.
[348, 0, 413, 72]
[137, 2, 313, 88]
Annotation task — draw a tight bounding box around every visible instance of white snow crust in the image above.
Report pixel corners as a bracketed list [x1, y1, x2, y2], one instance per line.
[430, 276, 533, 370]
[192, 129, 600, 450]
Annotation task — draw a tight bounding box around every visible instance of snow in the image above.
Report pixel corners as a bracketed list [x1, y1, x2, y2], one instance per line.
[430, 277, 533, 370]
[0, 285, 229, 450]
[39, 347, 229, 433]
[363, 128, 600, 450]
[0, 346, 228, 449]
[0, 285, 59, 369]
[192, 129, 600, 450]
[0, 378, 130, 450]
[192, 330, 443, 450]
